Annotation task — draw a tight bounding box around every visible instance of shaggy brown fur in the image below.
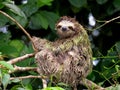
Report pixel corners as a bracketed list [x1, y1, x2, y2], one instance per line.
[33, 16, 92, 90]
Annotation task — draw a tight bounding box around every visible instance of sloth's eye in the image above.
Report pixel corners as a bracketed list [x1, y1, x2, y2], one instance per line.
[68, 26, 74, 30]
[57, 25, 61, 29]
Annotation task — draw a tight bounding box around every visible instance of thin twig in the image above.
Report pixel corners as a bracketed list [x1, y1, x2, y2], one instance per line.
[80, 78, 105, 90]
[10, 75, 47, 80]
[7, 53, 35, 64]
[42, 79, 47, 88]
[93, 70, 113, 86]
[0, 10, 37, 52]
[88, 15, 120, 31]
[9, 65, 37, 73]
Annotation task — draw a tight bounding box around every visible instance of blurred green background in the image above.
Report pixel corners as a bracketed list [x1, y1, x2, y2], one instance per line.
[0, 0, 120, 90]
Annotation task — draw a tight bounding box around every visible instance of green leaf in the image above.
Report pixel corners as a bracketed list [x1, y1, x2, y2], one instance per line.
[96, 0, 108, 4]
[15, 44, 34, 67]
[115, 42, 120, 54]
[10, 40, 24, 53]
[29, 12, 48, 29]
[115, 65, 119, 72]
[107, 5, 116, 15]
[13, 15, 27, 27]
[0, 31, 11, 44]
[40, 11, 59, 30]
[8, 40, 24, 57]
[25, 84, 32, 90]
[0, 44, 18, 57]
[11, 78, 21, 83]
[106, 84, 120, 90]
[39, 14, 49, 29]
[0, 0, 4, 9]
[2, 74, 10, 89]
[3, 2, 26, 18]
[0, 14, 9, 27]
[42, 87, 65, 90]
[10, 85, 24, 90]
[1, 40, 24, 58]
[0, 61, 14, 70]
[68, 0, 87, 8]
[20, 0, 39, 17]
[21, 79, 31, 86]
[7, 11, 28, 27]
[37, 0, 53, 7]
[113, 0, 120, 8]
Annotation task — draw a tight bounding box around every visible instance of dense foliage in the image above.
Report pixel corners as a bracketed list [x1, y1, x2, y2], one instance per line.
[0, 0, 120, 90]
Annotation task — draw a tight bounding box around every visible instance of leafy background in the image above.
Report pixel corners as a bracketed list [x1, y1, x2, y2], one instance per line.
[0, 0, 120, 90]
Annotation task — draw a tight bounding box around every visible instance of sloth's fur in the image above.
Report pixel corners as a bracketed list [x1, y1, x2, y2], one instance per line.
[33, 16, 92, 90]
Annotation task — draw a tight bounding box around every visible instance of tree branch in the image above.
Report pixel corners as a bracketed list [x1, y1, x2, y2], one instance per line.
[89, 15, 120, 31]
[0, 10, 38, 52]
[80, 78, 105, 90]
[10, 75, 47, 80]
[7, 53, 35, 64]
[9, 65, 37, 73]
[42, 79, 47, 88]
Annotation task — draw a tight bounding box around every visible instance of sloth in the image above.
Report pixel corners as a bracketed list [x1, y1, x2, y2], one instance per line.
[32, 16, 92, 90]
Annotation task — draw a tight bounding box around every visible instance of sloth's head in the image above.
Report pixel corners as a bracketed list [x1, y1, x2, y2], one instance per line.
[55, 16, 81, 38]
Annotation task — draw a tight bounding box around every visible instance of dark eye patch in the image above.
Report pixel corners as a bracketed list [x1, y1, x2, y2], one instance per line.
[68, 26, 74, 31]
[57, 25, 61, 29]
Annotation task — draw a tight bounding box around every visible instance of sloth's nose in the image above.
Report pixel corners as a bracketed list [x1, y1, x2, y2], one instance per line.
[62, 27, 67, 31]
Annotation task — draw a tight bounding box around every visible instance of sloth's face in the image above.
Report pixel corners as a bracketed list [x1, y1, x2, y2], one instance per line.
[56, 20, 76, 38]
